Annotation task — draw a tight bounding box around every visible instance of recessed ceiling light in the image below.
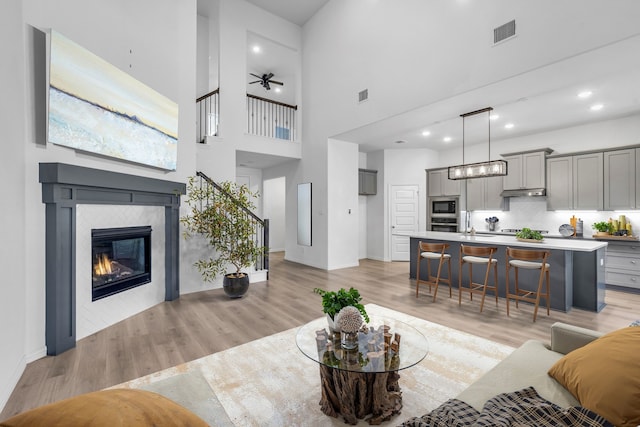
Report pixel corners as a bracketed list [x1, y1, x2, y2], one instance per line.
[274, 87, 281, 93]
[252, 45, 261, 53]
[578, 90, 592, 99]
[421, 130, 431, 137]
[443, 136, 452, 142]
[504, 123, 515, 129]
[489, 114, 500, 120]
[590, 103, 604, 111]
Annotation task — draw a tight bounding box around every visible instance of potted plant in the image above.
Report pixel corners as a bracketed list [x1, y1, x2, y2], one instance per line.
[515, 227, 544, 241]
[592, 221, 612, 236]
[181, 177, 266, 298]
[313, 287, 370, 331]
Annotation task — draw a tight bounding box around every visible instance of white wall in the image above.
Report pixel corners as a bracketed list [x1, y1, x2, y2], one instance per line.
[438, 114, 640, 167]
[366, 151, 385, 261]
[263, 176, 286, 252]
[17, 0, 197, 384]
[327, 139, 359, 269]
[0, 0, 27, 412]
[358, 152, 368, 259]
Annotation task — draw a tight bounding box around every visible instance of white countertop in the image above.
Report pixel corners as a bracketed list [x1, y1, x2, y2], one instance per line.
[397, 231, 608, 252]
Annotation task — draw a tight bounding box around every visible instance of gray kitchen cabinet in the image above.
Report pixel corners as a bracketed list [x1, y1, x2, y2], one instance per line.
[546, 153, 603, 210]
[603, 149, 635, 210]
[427, 169, 460, 196]
[546, 156, 573, 210]
[606, 242, 640, 290]
[466, 176, 503, 211]
[358, 169, 377, 195]
[502, 150, 549, 190]
[574, 152, 603, 210]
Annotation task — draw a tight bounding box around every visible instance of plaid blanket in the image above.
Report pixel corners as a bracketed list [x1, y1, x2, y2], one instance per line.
[399, 387, 613, 427]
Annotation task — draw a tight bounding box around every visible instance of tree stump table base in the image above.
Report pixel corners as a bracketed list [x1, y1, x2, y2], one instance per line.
[319, 364, 402, 425]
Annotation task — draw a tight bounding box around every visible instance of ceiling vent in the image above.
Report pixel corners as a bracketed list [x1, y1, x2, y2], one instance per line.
[358, 89, 368, 103]
[494, 20, 516, 44]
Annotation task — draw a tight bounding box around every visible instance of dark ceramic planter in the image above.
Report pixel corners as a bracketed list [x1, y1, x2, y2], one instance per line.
[223, 273, 250, 298]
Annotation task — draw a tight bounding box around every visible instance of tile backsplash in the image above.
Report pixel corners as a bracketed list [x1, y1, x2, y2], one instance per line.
[468, 196, 640, 236]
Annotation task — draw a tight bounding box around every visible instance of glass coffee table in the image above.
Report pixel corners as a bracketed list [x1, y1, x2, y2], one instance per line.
[296, 315, 429, 425]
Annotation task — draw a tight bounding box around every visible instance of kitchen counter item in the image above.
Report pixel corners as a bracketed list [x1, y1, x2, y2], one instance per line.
[559, 224, 575, 237]
[592, 234, 639, 241]
[516, 237, 544, 243]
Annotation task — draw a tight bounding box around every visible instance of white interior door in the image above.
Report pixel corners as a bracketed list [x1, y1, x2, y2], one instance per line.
[390, 185, 419, 261]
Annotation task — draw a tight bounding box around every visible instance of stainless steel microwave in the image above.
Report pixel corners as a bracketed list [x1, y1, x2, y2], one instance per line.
[430, 198, 458, 216]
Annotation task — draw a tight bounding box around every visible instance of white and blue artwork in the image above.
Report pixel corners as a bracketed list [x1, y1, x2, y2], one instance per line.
[48, 31, 179, 170]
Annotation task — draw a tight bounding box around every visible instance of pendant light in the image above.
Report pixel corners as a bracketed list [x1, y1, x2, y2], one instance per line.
[447, 107, 508, 180]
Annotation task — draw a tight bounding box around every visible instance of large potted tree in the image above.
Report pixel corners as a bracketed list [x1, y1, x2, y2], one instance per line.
[181, 177, 266, 298]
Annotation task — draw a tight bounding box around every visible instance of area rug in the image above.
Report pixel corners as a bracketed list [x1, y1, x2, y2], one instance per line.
[114, 304, 514, 426]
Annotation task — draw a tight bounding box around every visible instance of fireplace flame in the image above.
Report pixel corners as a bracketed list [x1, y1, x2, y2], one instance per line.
[94, 253, 113, 276]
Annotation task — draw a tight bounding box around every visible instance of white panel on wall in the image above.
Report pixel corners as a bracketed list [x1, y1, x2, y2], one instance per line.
[76, 205, 165, 340]
[263, 176, 286, 252]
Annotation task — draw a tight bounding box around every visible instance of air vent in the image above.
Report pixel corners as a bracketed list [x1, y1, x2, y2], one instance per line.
[358, 89, 368, 103]
[494, 20, 516, 44]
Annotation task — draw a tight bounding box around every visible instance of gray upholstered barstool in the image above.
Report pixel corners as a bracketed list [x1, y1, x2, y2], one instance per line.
[458, 244, 499, 312]
[505, 247, 551, 322]
[415, 242, 452, 302]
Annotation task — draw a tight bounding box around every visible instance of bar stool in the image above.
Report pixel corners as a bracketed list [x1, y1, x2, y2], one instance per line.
[458, 244, 499, 312]
[505, 247, 551, 322]
[415, 242, 452, 302]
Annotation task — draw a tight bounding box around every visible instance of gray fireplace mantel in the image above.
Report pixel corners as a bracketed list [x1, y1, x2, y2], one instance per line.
[39, 163, 187, 355]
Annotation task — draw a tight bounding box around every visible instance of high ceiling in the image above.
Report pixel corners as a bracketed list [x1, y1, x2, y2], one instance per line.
[244, 0, 329, 26]
[335, 33, 640, 153]
[223, 1, 640, 167]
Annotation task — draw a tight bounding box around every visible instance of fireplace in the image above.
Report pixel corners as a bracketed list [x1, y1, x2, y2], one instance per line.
[92, 226, 152, 301]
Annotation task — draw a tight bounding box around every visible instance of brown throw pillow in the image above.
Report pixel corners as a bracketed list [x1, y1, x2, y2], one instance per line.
[0, 389, 209, 427]
[548, 326, 640, 427]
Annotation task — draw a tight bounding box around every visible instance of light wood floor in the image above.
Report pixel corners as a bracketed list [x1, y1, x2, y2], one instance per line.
[3, 252, 639, 419]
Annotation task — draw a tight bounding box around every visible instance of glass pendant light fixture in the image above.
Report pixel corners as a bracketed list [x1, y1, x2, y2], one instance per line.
[447, 107, 508, 180]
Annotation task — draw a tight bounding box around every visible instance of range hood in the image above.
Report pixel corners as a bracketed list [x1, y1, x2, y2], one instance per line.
[500, 188, 546, 197]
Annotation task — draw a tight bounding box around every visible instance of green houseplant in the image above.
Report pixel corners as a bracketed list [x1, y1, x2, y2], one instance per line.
[515, 227, 544, 241]
[592, 221, 612, 235]
[313, 287, 370, 330]
[181, 177, 266, 298]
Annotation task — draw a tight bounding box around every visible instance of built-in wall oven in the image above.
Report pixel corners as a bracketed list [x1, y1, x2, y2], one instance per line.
[429, 197, 459, 232]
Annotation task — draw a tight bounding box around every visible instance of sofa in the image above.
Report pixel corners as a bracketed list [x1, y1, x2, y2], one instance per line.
[402, 321, 640, 427]
[456, 321, 602, 411]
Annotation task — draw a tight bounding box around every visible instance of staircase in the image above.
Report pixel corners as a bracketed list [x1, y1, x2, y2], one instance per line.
[195, 171, 269, 282]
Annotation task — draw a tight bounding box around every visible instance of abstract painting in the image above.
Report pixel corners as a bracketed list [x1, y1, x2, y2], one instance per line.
[48, 30, 178, 170]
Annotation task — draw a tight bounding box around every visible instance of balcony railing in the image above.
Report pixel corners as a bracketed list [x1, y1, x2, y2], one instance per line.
[196, 89, 219, 143]
[247, 94, 297, 141]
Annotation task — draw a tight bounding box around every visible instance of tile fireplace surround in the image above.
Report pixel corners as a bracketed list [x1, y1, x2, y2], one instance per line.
[39, 163, 186, 355]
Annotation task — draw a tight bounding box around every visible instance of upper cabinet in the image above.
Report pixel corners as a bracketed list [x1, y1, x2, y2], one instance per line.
[358, 169, 378, 195]
[427, 169, 460, 196]
[466, 176, 504, 211]
[546, 152, 604, 210]
[502, 150, 551, 190]
[604, 149, 636, 210]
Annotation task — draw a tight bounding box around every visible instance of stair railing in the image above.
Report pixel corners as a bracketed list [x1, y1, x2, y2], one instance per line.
[195, 171, 269, 274]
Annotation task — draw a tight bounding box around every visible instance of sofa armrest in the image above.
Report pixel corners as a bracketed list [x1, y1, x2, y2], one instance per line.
[550, 322, 603, 355]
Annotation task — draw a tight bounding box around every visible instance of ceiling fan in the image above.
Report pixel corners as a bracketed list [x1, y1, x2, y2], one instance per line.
[249, 72, 283, 91]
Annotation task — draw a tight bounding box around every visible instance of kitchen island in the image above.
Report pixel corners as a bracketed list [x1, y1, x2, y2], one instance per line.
[403, 231, 608, 312]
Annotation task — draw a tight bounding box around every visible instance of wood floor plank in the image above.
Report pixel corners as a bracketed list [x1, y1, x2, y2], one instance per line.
[2, 252, 639, 419]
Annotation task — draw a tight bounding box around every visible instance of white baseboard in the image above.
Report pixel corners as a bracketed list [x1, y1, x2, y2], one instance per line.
[249, 270, 268, 283]
[0, 355, 26, 414]
[26, 346, 47, 363]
